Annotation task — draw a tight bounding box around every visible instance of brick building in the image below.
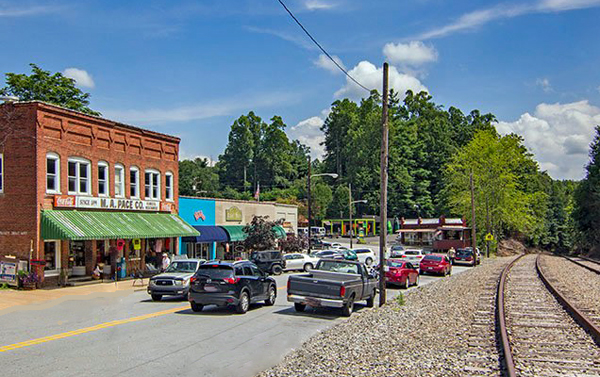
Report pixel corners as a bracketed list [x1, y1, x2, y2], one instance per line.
[0, 101, 198, 286]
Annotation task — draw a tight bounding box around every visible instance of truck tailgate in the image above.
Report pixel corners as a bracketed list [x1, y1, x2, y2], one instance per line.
[288, 271, 361, 300]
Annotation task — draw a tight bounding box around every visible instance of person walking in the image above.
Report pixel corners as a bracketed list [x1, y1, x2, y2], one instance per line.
[161, 253, 171, 271]
[448, 247, 456, 265]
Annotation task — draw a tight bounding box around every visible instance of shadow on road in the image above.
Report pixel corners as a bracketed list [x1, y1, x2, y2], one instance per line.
[272, 303, 368, 320]
[173, 303, 270, 316]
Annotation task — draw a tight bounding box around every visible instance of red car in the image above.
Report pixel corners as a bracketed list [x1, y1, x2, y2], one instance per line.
[419, 254, 452, 276]
[385, 259, 419, 288]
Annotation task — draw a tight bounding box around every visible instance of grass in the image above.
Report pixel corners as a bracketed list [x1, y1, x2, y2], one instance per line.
[0, 282, 11, 290]
[395, 292, 405, 306]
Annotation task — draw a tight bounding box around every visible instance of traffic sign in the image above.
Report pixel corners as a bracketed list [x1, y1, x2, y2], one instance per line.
[485, 233, 494, 241]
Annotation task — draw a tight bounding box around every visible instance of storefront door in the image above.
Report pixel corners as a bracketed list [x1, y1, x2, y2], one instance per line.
[69, 240, 86, 276]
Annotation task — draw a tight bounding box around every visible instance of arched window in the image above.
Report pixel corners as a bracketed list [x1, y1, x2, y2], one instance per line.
[46, 152, 60, 194]
[98, 161, 109, 196]
[68, 157, 91, 195]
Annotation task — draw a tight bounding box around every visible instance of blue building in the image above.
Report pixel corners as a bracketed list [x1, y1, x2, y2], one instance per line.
[178, 197, 223, 259]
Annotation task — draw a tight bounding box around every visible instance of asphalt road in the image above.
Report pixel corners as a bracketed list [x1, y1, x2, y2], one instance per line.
[0, 246, 472, 377]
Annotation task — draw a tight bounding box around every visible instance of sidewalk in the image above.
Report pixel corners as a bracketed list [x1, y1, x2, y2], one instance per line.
[0, 279, 147, 313]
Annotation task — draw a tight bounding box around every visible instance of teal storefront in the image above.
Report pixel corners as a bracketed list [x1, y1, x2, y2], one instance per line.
[178, 197, 219, 259]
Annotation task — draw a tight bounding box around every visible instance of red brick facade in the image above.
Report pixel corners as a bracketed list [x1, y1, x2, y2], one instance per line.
[0, 102, 181, 284]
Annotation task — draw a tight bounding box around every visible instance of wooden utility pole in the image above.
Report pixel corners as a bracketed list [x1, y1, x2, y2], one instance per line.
[349, 183, 353, 249]
[307, 156, 312, 254]
[378, 62, 389, 307]
[470, 171, 477, 263]
[485, 195, 491, 258]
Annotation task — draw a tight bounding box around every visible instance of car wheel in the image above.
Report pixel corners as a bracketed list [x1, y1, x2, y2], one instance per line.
[402, 277, 409, 289]
[236, 291, 250, 314]
[190, 302, 204, 312]
[264, 284, 276, 306]
[151, 294, 162, 301]
[342, 295, 355, 317]
[271, 264, 283, 276]
[365, 257, 373, 266]
[294, 302, 306, 312]
[448, 268, 452, 276]
[366, 290, 376, 308]
[304, 263, 314, 272]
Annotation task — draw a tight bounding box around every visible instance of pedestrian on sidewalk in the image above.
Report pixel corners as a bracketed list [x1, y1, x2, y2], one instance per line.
[448, 247, 456, 265]
[161, 253, 171, 272]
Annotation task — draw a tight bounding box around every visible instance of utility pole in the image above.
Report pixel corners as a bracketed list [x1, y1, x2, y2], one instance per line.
[378, 62, 389, 307]
[349, 183, 353, 249]
[307, 156, 312, 254]
[470, 171, 477, 263]
[485, 195, 491, 258]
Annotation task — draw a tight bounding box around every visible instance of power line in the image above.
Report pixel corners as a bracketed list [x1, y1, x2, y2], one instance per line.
[275, 0, 371, 93]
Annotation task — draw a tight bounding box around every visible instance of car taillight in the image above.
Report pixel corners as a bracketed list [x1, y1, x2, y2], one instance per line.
[340, 286, 346, 297]
[466, 257, 473, 261]
[224, 277, 240, 284]
[190, 276, 197, 284]
[287, 279, 291, 293]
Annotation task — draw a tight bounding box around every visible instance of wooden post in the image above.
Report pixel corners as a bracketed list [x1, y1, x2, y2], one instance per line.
[486, 195, 491, 258]
[470, 171, 477, 262]
[378, 62, 389, 307]
[349, 183, 353, 249]
[307, 156, 312, 254]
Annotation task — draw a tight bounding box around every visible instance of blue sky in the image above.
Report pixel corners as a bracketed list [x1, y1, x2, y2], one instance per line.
[1, 0, 600, 179]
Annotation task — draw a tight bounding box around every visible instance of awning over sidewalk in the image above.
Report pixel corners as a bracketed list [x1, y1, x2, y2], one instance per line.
[272, 225, 287, 239]
[219, 225, 247, 242]
[182, 225, 228, 243]
[41, 210, 200, 240]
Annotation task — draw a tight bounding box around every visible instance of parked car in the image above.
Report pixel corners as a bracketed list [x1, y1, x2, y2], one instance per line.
[284, 253, 320, 272]
[297, 227, 308, 236]
[287, 259, 378, 317]
[310, 238, 325, 250]
[188, 260, 277, 314]
[389, 244, 406, 258]
[419, 254, 452, 276]
[384, 259, 419, 288]
[352, 248, 376, 265]
[463, 247, 482, 265]
[310, 226, 326, 237]
[249, 250, 286, 275]
[147, 259, 205, 301]
[454, 248, 477, 266]
[401, 249, 426, 266]
[340, 249, 358, 261]
[310, 249, 343, 259]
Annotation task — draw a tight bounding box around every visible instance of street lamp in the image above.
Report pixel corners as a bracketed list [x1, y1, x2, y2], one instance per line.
[348, 190, 367, 249]
[307, 157, 338, 253]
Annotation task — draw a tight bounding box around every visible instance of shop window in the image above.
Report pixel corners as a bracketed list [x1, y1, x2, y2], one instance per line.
[46, 153, 60, 193]
[68, 157, 91, 195]
[144, 169, 160, 200]
[98, 161, 109, 196]
[130, 167, 140, 198]
[44, 240, 60, 276]
[0, 153, 4, 193]
[115, 164, 125, 197]
[165, 172, 174, 201]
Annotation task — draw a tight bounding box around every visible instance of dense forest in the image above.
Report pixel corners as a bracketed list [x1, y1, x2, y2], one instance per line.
[180, 90, 586, 253]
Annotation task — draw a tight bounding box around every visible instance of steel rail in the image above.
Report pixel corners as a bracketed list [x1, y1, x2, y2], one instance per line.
[496, 254, 524, 377]
[535, 254, 600, 347]
[579, 255, 600, 267]
[561, 255, 600, 275]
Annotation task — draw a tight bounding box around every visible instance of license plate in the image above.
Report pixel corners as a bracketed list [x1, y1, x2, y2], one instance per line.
[306, 298, 321, 307]
[204, 284, 218, 292]
[427, 267, 433, 270]
[206, 279, 212, 283]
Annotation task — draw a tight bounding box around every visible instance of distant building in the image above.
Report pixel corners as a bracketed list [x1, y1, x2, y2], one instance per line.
[397, 216, 471, 251]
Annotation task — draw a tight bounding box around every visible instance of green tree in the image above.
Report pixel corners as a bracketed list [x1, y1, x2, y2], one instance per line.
[179, 158, 219, 196]
[0, 64, 100, 116]
[310, 182, 333, 222]
[328, 185, 350, 218]
[243, 215, 280, 251]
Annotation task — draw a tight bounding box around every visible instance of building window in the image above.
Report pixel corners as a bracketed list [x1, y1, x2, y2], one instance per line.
[44, 240, 60, 276]
[0, 153, 3, 193]
[144, 169, 160, 200]
[98, 161, 109, 196]
[68, 158, 91, 195]
[115, 164, 125, 197]
[165, 172, 174, 201]
[130, 167, 140, 198]
[46, 153, 60, 194]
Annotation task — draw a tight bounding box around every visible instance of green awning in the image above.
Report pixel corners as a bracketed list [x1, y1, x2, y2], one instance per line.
[273, 225, 287, 239]
[219, 225, 247, 242]
[41, 210, 200, 241]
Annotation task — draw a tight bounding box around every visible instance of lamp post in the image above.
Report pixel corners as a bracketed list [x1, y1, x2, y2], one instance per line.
[307, 156, 338, 254]
[348, 183, 367, 249]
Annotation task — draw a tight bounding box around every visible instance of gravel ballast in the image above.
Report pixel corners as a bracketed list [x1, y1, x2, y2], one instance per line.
[260, 257, 515, 377]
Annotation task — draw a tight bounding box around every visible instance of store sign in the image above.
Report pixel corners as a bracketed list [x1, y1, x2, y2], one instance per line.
[54, 195, 168, 212]
[0, 261, 17, 286]
[225, 206, 242, 222]
[133, 239, 141, 250]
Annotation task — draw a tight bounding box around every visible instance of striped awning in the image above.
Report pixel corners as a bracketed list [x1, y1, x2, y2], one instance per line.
[41, 210, 199, 240]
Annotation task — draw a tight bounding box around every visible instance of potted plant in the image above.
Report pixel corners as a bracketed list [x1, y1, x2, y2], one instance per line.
[18, 270, 40, 290]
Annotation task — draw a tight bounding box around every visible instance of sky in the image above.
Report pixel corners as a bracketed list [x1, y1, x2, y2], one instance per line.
[1, 0, 600, 180]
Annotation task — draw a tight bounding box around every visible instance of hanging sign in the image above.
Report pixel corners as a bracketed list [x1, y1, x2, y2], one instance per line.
[132, 239, 141, 250]
[116, 239, 126, 251]
[485, 233, 494, 242]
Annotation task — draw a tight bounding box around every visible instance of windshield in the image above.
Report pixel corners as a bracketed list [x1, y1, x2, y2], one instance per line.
[404, 250, 420, 255]
[456, 250, 472, 257]
[386, 260, 404, 268]
[391, 246, 404, 251]
[196, 265, 234, 279]
[423, 255, 442, 262]
[317, 260, 359, 274]
[165, 261, 198, 273]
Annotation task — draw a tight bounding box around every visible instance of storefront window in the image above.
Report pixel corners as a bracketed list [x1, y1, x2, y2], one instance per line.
[98, 161, 109, 196]
[44, 240, 60, 275]
[130, 167, 139, 198]
[165, 172, 173, 201]
[46, 153, 60, 193]
[68, 158, 91, 195]
[115, 164, 125, 197]
[144, 169, 160, 200]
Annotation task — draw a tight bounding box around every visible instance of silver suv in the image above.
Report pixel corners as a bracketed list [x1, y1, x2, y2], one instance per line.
[147, 259, 205, 301]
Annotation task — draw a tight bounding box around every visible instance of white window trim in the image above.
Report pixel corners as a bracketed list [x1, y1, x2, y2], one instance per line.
[0, 152, 4, 194]
[144, 169, 161, 200]
[67, 157, 91, 195]
[165, 171, 174, 202]
[114, 163, 125, 198]
[43, 240, 61, 277]
[97, 161, 109, 197]
[130, 166, 140, 199]
[46, 153, 61, 194]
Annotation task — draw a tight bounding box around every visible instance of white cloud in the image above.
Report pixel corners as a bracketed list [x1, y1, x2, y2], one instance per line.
[535, 77, 552, 92]
[497, 100, 600, 180]
[335, 61, 428, 100]
[304, 0, 337, 11]
[288, 115, 326, 159]
[179, 153, 217, 166]
[314, 54, 345, 74]
[0, 5, 60, 17]
[63, 68, 95, 89]
[415, 0, 600, 40]
[245, 26, 315, 50]
[383, 41, 438, 67]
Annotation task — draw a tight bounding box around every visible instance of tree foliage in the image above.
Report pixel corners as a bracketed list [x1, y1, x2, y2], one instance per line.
[243, 216, 280, 251]
[179, 158, 219, 197]
[0, 64, 100, 116]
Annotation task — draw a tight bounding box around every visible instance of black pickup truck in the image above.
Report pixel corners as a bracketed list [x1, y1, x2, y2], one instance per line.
[287, 259, 378, 317]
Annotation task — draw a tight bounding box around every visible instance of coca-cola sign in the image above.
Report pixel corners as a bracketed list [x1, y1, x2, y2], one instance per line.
[54, 195, 76, 208]
[53, 195, 172, 212]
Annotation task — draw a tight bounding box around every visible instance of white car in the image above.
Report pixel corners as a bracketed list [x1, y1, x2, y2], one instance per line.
[284, 253, 320, 272]
[351, 248, 376, 266]
[401, 249, 426, 267]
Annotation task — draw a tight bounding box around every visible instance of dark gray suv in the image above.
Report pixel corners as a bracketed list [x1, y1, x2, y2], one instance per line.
[147, 259, 205, 301]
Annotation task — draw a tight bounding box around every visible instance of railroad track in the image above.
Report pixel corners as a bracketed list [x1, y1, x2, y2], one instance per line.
[563, 255, 600, 275]
[497, 254, 600, 376]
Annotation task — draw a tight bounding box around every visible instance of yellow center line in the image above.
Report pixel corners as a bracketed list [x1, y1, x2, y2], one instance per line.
[1, 285, 287, 353]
